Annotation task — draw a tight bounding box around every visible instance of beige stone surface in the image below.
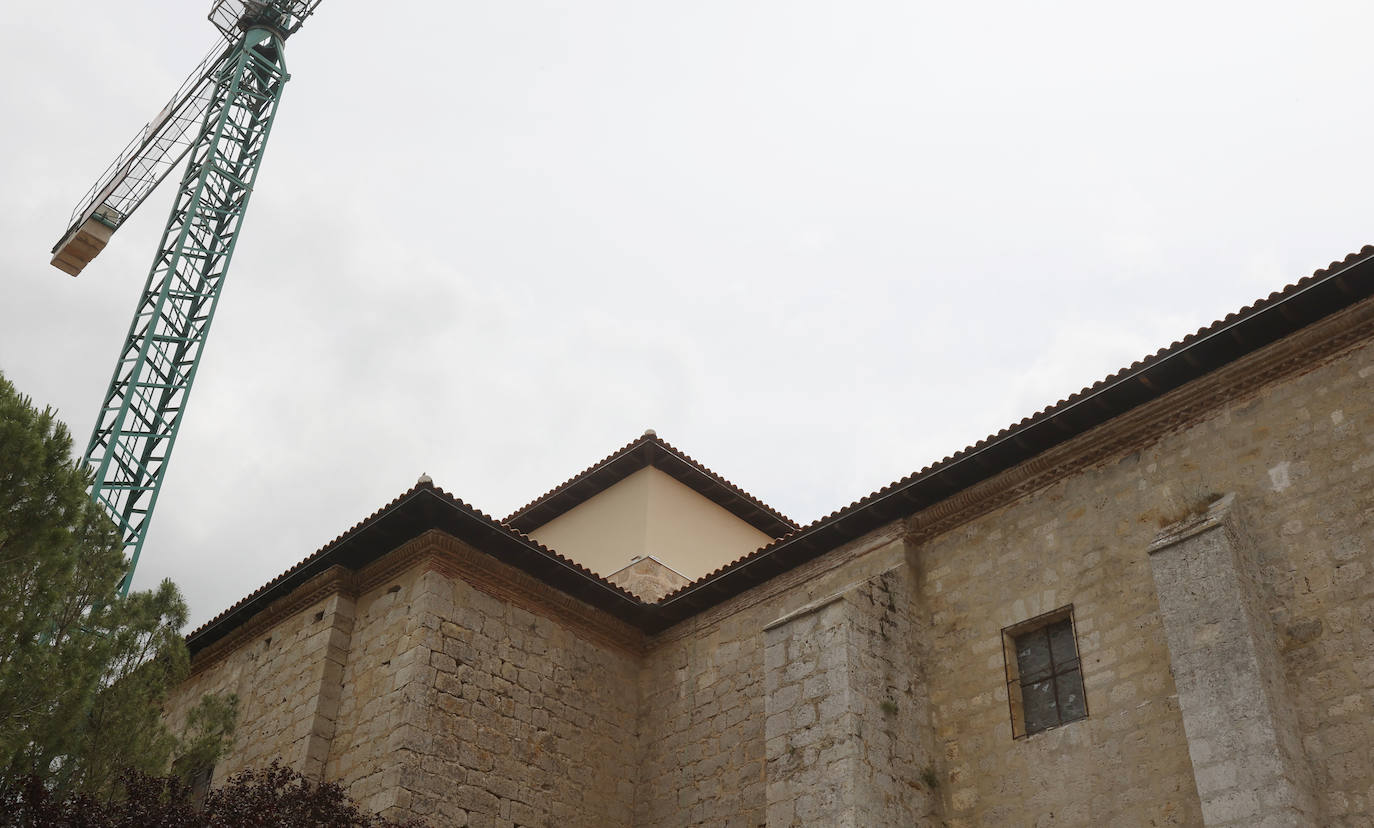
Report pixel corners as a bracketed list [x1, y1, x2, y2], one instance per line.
[164, 576, 356, 787]
[324, 565, 434, 813]
[914, 330, 1374, 826]
[630, 527, 941, 826]
[397, 569, 639, 825]
[1149, 495, 1318, 826]
[762, 567, 938, 826]
[605, 556, 690, 602]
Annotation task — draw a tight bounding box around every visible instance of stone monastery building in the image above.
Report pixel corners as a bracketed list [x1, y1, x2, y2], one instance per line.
[168, 247, 1374, 826]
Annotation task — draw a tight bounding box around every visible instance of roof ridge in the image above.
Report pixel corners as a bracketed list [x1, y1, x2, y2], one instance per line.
[503, 431, 797, 532]
[186, 478, 641, 644]
[185, 482, 426, 641]
[651, 435, 798, 529]
[503, 433, 653, 523]
[185, 243, 1374, 638]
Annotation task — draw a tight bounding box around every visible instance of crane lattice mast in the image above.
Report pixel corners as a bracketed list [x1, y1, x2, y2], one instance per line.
[52, 1, 323, 596]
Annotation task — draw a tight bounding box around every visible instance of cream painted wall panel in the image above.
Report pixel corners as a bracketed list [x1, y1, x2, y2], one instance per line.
[527, 468, 652, 577]
[644, 468, 774, 580]
[528, 467, 773, 580]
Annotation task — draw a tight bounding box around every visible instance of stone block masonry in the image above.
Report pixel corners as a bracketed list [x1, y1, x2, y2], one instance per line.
[1149, 494, 1318, 825]
[395, 568, 639, 826]
[631, 527, 918, 827]
[763, 568, 937, 826]
[164, 567, 361, 786]
[907, 326, 1374, 826]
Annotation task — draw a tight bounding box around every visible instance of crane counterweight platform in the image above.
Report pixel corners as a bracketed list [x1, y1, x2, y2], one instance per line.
[54, 0, 324, 596]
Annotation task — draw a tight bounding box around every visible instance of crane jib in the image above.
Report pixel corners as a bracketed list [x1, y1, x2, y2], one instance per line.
[55, 2, 325, 598]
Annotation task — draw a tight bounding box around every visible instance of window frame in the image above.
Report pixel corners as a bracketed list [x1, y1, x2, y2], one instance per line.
[1001, 604, 1089, 739]
[172, 756, 216, 808]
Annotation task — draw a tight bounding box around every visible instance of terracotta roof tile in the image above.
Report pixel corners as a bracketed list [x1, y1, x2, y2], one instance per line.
[652, 244, 1374, 606]
[188, 244, 1374, 641]
[186, 479, 641, 650]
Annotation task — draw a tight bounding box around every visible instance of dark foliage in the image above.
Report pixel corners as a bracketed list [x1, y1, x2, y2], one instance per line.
[0, 761, 426, 827]
[0, 370, 210, 795]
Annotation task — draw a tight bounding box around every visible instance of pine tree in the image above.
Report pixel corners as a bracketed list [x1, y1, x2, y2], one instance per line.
[0, 371, 229, 797]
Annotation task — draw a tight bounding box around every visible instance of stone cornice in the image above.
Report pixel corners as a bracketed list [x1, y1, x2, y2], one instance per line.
[191, 531, 648, 675]
[185, 295, 1374, 662]
[904, 295, 1374, 546]
[353, 533, 439, 594]
[649, 295, 1374, 645]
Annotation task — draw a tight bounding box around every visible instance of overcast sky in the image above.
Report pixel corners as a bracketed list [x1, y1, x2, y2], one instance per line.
[3, 1, 1372, 628]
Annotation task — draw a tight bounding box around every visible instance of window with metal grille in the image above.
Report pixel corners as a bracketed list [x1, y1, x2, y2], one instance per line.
[1002, 606, 1088, 738]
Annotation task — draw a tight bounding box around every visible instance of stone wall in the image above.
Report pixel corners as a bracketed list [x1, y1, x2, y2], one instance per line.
[606, 557, 690, 602]
[172, 533, 644, 826]
[388, 566, 640, 826]
[635, 608, 767, 826]
[168, 306, 1374, 826]
[910, 322, 1374, 825]
[1149, 494, 1318, 825]
[914, 461, 1204, 825]
[762, 566, 935, 826]
[634, 528, 941, 827]
[324, 562, 434, 813]
[165, 569, 356, 786]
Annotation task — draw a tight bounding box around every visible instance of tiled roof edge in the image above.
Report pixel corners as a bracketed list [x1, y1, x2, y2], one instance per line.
[652, 244, 1374, 608]
[185, 480, 643, 652]
[183, 244, 1374, 644]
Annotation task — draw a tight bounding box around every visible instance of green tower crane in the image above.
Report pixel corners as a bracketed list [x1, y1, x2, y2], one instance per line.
[51, 1, 324, 596]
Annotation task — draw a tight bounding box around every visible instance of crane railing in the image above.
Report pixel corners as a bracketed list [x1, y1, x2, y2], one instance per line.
[209, 0, 324, 41]
[52, 43, 233, 276]
[52, 1, 324, 278]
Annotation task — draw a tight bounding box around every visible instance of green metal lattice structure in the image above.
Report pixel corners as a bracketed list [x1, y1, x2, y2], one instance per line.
[52, 1, 323, 596]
